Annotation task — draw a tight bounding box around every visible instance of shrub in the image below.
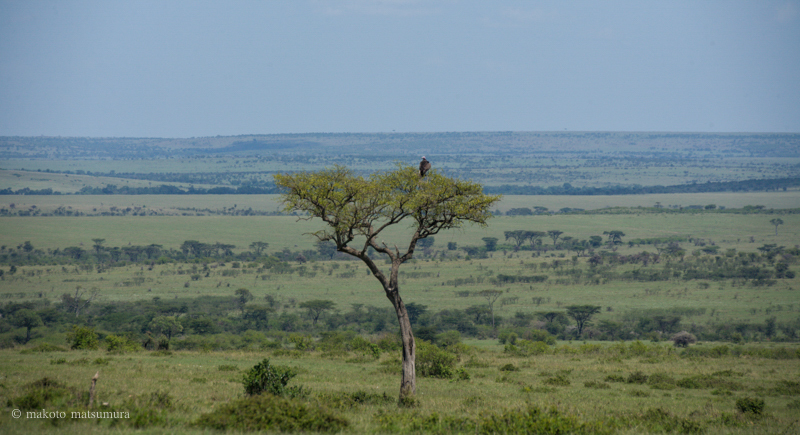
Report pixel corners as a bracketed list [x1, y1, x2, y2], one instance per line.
[105, 334, 141, 353]
[632, 408, 704, 434]
[735, 397, 765, 415]
[528, 329, 557, 345]
[647, 372, 677, 390]
[499, 363, 520, 372]
[195, 394, 348, 432]
[26, 343, 67, 353]
[416, 340, 457, 379]
[242, 358, 303, 397]
[315, 390, 394, 410]
[350, 336, 381, 359]
[478, 405, 602, 434]
[66, 325, 99, 350]
[604, 374, 626, 383]
[670, 331, 697, 348]
[504, 339, 550, 357]
[543, 375, 571, 386]
[627, 371, 649, 384]
[13, 377, 74, 410]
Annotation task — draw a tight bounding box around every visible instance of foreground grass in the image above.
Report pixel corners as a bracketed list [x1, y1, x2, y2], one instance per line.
[1, 341, 798, 434]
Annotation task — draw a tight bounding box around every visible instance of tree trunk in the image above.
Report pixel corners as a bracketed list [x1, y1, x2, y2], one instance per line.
[386, 288, 416, 404]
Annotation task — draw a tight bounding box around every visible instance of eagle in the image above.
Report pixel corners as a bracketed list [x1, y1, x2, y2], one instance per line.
[419, 156, 431, 177]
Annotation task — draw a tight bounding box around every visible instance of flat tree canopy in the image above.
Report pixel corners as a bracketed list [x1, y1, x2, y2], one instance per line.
[274, 164, 500, 403]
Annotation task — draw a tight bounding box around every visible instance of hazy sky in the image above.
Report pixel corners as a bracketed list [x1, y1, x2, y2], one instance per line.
[1, 0, 799, 137]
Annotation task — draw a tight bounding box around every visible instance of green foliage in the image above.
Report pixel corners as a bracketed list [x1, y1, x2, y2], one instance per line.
[315, 390, 394, 410]
[628, 408, 705, 434]
[13, 377, 73, 410]
[104, 334, 141, 353]
[626, 371, 649, 384]
[242, 358, 303, 397]
[504, 339, 551, 356]
[66, 325, 99, 350]
[416, 340, 457, 379]
[195, 393, 348, 432]
[735, 397, 765, 415]
[499, 363, 519, 372]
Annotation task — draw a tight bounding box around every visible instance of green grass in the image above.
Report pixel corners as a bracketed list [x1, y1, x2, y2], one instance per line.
[0, 342, 798, 434]
[1, 205, 797, 251]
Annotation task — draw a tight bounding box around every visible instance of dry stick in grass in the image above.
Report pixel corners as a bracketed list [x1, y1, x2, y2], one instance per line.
[89, 371, 99, 408]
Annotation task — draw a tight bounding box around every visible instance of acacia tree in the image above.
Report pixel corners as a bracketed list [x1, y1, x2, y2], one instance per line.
[299, 299, 336, 326]
[770, 218, 783, 236]
[274, 164, 500, 403]
[566, 305, 602, 337]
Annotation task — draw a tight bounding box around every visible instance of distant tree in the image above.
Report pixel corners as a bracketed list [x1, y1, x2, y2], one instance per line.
[299, 299, 336, 326]
[504, 230, 529, 249]
[22, 241, 34, 253]
[478, 290, 504, 329]
[482, 237, 499, 251]
[770, 218, 783, 236]
[566, 305, 601, 337]
[12, 309, 42, 343]
[588, 236, 603, 248]
[547, 230, 564, 246]
[235, 288, 254, 313]
[61, 286, 97, 316]
[506, 207, 533, 216]
[315, 240, 337, 259]
[417, 237, 435, 249]
[91, 238, 105, 254]
[250, 241, 269, 256]
[603, 230, 625, 245]
[527, 231, 546, 249]
[149, 315, 183, 341]
[63, 246, 85, 260]
[404, 302, 428, 324]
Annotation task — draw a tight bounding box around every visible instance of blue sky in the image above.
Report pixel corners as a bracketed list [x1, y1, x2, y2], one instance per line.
[1, 0, 798, 137]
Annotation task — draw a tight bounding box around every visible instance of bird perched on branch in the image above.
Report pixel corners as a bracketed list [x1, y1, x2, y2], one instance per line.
[419, 156, 431, 177]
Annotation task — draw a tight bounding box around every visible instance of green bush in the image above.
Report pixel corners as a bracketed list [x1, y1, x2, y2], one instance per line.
[315, 390, 394, 410]
[647, 372, 677, 390]
[105, 334, 141, 353]
[499, 363, 519, 372]
[604, 374, 626, 383]
[627, 371, 649, 384]
[66, 325, 99, 350]
[631, 408, 704, 434]
[478, 405, 607, 434]
[242, 358, 303, 397]
[195, 394, 348, 432]
[350, 336, 381, 359]
[416, 340, 457, 379]
[735, 397, 765, 415]
[504, 339, 550, 356]
[13, 377, 74, 410]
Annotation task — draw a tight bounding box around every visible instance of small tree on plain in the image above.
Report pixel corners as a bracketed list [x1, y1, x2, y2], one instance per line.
[770, 218, 783, 236]
[478, 289, 504, 329]
[12, 309, 42, 344]
[235, 288, 254, 313]
[299, 299, 336, 326]
[274, 164, 500, 404]
[566, 305, 601, 337]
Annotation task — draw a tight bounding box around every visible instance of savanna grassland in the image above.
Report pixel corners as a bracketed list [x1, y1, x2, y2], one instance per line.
[0, 132, 799, 434]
